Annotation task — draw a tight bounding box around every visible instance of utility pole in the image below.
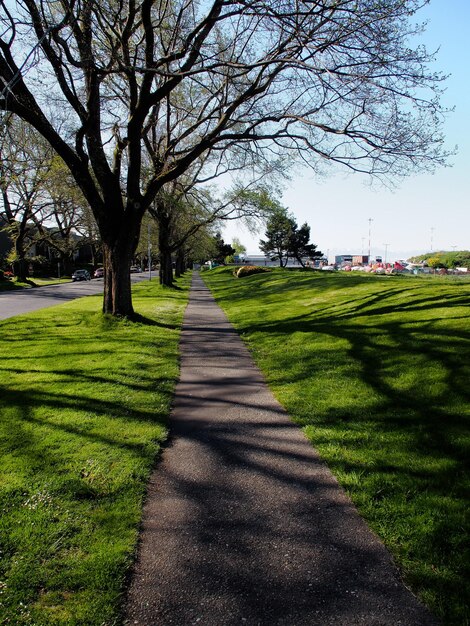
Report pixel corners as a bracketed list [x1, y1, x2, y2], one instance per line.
[383, 243, 390, 265]
[368, 218, 373, 262]
[430, 227, 435, 252]
[361, 237, 365, 255]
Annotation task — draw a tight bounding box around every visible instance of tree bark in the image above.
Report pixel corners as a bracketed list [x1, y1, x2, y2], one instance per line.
[158, 212, 174, 287]
[109, 244, 133, 316]
[175, 248, 185, 278]
[102, 246, 113, 314]
[13, 258, 28, 282]
[101, 214, 141, 316]
[13, 238, 28, 282]
[159, 250, 173, 286]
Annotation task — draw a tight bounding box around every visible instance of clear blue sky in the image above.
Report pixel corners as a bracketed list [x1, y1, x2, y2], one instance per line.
[223, 0, 470, 262]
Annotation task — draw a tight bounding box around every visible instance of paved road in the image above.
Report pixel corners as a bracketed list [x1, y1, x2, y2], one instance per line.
[124, 273, 437, 626]
[0, 273, 157, 320]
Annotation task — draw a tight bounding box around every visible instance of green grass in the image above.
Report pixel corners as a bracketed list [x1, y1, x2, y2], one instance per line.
[29, 278, 71, 287]
[203, 267, 470, 626]
[0, 277, 70, 291]
[0, 277, 190, 625]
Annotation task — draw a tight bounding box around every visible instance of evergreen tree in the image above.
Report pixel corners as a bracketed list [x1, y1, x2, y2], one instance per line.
[260, 210, 321, 267]
[259, 209, 295, 267]
[288, 223, 322, 267]
[213, 233, 235, 265]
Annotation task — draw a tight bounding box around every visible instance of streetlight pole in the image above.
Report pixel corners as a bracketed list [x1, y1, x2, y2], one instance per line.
[430, 227, 434, 252]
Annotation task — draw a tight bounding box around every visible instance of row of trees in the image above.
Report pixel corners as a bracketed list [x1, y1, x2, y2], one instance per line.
[0, 0, 450, 314]
[0, 115, 99, 280]
[0, 115, 258, 281]
[0, 117, 243, 281]
[1, 118, 310, 284]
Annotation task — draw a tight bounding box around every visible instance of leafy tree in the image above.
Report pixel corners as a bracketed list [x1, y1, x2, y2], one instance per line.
[32, 155, 100, 274]
[1, 116, 100, 278]
[225, 238, 247, 263]
[232, 238, 247, 258]
[213, 233, 235, 265]
[426, 255, 446, 270]
[451, 251, 470, 269]
[259, 208, 296, 267]
[288, 223, 322, 267]
[260, 206, 321, 267]
[179, 223, 219, 272]
[0, 115, 54, 280]
[148, 180, 277, 285]
[0, 0, 451, 314]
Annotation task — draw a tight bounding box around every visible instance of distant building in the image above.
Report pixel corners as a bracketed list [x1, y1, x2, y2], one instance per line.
[335, 254, 369, 266]
[353, 255, 369, 265]
[335, 254, 352, 265]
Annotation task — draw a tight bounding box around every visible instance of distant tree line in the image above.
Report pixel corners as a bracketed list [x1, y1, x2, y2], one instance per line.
[409, 251, 470, 270]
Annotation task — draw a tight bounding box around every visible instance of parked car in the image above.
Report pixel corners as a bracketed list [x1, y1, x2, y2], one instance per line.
[130, 266, 141, 273]
[93, 267, 104, 278]
[72, 269, 91, 281]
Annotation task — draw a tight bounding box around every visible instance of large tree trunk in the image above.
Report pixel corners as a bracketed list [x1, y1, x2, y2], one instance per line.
[102, 240, 134, 315]
[13, 257, 28, 282]
[158, 213, 174, 287]
[159, 249, 173, 286]
[101, 216, 141, 316]
[13, 238, 28, 282]
[175, 248, 185, 278]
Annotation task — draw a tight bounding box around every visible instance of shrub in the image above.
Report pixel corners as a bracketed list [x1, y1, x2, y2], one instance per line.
[236, 265, 271, 278]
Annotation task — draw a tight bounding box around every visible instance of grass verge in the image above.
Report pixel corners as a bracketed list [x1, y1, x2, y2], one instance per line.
[0, 278, 71, 291]
[0, 276, 190, 625]
[203, 267, 469, 626]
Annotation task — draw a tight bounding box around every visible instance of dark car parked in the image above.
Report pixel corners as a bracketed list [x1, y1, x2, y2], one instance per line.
[72, 269, 91, 282]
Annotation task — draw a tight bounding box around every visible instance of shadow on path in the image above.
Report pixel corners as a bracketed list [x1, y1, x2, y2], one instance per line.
[124, 273, 437, 626]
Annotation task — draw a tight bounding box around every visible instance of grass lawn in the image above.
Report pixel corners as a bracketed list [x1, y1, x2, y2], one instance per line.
[30, 278, 72, 287]
[203, 267, 470, 626]
[0, 278, 70, 291]
[0, 276, 190, 625]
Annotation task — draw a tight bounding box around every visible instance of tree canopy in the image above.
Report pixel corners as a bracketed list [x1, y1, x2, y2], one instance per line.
[0, 0, 451, 314]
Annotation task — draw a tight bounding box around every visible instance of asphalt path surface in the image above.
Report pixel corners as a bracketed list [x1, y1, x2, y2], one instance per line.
[0, 272, 156, 320]
[124, 272, 437, 626]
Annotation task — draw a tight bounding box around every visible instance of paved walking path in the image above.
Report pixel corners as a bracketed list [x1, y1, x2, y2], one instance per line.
[124, 273, 436, 626]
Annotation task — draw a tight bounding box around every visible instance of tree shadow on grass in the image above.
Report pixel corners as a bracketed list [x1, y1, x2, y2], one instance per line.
[243, 308, 469, 456]
[0, 306, 182, 475]
[226, 284, 470, 624]
[130, 312, 179, 329]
